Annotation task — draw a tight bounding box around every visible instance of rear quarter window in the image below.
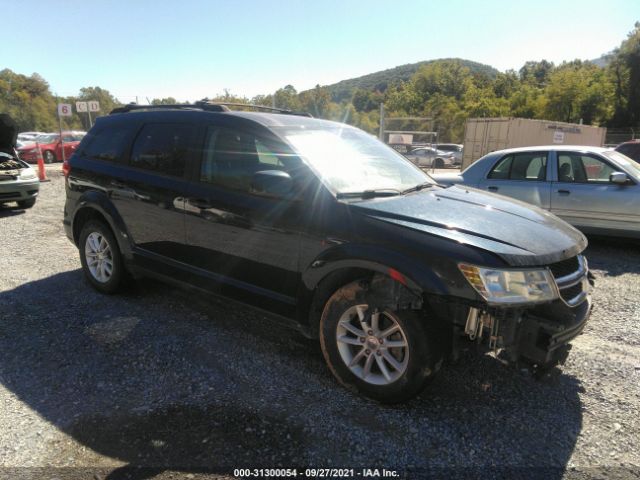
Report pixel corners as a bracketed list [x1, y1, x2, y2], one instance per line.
[80, 125, 133, 163]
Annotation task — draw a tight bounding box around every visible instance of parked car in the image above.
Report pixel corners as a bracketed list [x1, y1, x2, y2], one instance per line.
[432, 145, 640, 238]
[17, 131, 46, 143]
[615, 140, 640, 163]
[0, 115, 40, 209]
[17, 131, 85, 163]
[64, 103, 592, 403]
[435, 143, 463, 166]
[404, 146, 456, 168]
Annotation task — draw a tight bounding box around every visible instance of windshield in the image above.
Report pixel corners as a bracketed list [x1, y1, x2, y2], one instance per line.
[35, 134, 58, 144]
[603, 150, 640, 176]
[281, 126, 433, 194]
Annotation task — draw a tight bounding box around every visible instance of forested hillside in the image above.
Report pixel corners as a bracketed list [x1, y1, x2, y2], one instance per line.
[318, 58, 499, 102]
[1, 23, 638, 143]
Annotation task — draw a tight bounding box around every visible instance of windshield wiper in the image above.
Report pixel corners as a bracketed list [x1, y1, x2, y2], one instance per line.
[336, 188, 402, 200]
[401, 182, 436, 195]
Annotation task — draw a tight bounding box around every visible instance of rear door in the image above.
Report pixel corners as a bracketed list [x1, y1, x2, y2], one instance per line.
[476, 150, 551, 208]
[550, 150, 640, 233]
[182, 123, 309, 317]
[108, 122, 195, 265]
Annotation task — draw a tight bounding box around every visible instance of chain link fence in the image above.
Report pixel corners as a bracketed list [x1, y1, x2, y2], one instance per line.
[605, 128, 637, 147]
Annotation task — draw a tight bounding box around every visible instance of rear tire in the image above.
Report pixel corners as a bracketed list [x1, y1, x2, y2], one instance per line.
[79, 220, 125, 294]
[17, 198, 36, 209]
[435, 158, 444, 168]
[43, 151, 55, 164]
[319, 279, 444, 403]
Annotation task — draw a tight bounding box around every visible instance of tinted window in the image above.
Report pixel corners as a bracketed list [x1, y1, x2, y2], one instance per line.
[130, 123, 191, 177]
[81, 126, 131, 162]
[557, 153, 618, 183]
[489, 152, 547, 180]
[200, 127, 293, 191]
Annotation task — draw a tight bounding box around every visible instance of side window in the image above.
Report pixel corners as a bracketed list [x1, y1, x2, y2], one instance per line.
[489, 152, 547, 180]
[557, 153, 618, 183]
[199, 127, 291, 191]
[80, 126, 131, 163]
[130, 123, 191, 177]
[488, 155, 512, 179]
[511, 152, 547, 181]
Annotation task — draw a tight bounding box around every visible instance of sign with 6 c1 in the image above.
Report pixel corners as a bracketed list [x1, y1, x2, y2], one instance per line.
[57, 104, 72, 117]
[88, 101, 100, 112]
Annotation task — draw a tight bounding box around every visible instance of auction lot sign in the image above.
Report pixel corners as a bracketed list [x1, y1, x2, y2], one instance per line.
[57, 103, 72, 117]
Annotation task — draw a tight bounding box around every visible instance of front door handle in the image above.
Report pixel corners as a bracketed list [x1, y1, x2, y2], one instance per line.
[488, 186, 498, 192]
[557, 189, 571, 195]
[110, 180, 127, 189]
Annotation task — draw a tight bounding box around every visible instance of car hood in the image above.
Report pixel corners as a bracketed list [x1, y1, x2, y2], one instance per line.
[0, 114, 18, 153]
[350, 185, 587, 267]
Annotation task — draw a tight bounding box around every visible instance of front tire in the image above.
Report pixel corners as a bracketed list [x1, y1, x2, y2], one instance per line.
[43, 151, 55, 164]
[79, 220, 125, 294]
[434, 158, 444, 168]
[319, 279, 443, 403]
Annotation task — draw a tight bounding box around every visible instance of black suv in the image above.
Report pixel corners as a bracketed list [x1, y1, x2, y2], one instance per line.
[64, 103, 593, 402]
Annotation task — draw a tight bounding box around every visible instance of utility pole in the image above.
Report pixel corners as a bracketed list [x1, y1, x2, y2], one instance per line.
[379, 103, 385, 141]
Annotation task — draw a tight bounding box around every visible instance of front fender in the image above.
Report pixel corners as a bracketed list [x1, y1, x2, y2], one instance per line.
[302, 243, 452, 297]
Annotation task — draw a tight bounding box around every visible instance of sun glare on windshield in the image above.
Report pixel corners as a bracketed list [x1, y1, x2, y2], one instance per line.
[284, 127, 430, 195]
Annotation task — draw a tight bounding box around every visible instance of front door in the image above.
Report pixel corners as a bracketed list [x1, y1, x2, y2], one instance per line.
[183, 125, 308, 317]
[550, 151, 640, 233]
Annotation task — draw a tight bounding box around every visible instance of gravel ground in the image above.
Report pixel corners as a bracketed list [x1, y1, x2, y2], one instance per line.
[0, 166, 639, 480]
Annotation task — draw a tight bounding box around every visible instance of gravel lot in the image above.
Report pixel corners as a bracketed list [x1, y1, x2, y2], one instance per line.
[0, 167, 639, 479]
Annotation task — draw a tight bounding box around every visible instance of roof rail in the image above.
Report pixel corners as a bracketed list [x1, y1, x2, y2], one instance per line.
[195, 101, 313, 117]
[109, 103, 229, 114]
[110, 101, 313, 117]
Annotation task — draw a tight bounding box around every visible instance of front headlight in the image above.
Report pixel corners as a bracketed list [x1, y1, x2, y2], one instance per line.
[20, 169, 37, 180]
[459, 263, 559, 305]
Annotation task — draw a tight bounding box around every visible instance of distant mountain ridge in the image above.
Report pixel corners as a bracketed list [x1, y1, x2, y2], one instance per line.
[320, 58, 500, 102]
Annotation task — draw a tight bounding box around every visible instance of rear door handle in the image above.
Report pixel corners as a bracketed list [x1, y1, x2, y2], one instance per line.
[488, 186, 498, 192]
[110, 180, 126, 189]
[557, 189, 571, 195]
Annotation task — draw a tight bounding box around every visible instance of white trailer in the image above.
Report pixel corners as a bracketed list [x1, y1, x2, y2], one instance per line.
[461, 118, 607, 169]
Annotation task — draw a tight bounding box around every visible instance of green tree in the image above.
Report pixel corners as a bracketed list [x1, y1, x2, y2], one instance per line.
[151, 97, 178, 105]
[543, 61, 613, 124]
[519, 60, 555, 87]
[608, 22, 640, 127]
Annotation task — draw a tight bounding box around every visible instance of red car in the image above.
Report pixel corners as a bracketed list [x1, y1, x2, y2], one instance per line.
[17, 131, 85, 164]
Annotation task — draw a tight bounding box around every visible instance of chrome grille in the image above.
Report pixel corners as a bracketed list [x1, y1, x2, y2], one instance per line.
[550, 255, 589, 307]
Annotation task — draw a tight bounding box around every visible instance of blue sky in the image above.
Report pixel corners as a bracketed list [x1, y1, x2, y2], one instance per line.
[2, 0, 637, 102]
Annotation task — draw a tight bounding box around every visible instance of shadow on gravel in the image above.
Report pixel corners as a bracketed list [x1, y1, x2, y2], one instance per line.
[584, 235, 640, 277]
[0, 270, 584, 479]
[0, 205, 26, 217]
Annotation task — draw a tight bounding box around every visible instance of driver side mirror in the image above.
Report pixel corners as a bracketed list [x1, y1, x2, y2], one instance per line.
[610, 172, 629, 185]
[250, 170, 293, 198]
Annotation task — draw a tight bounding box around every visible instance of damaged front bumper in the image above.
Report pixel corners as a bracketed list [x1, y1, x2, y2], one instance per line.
[464, 293, 592, 368]
[461, 256, 594, 369]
